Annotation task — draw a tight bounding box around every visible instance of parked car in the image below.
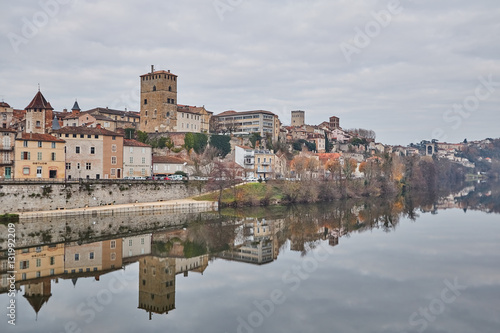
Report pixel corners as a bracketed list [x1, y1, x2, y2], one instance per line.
[153, 174, 168, 180]
[169, 174, 184, 181]
[245, 176, 259, 182]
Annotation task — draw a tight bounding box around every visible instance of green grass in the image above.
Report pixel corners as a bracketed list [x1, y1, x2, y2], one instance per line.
[193, 182, 283, 205]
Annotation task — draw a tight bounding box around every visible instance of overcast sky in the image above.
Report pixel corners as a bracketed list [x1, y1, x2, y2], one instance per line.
[1, 0, 499, 145]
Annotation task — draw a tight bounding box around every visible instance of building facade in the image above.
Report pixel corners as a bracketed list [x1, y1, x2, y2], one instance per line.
[0, 128, 16, 179]
[14, 133, 65, 179]
[0, 102, 14, 129]
[54, 127, 124, 179]
[212, 110, 281, 142]
[123, 139, 152, 178]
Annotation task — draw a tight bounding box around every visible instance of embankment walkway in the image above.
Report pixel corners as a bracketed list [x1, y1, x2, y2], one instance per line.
[17, 198, 218, 219]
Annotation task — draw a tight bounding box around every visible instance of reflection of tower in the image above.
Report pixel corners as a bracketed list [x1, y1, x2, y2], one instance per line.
[138, 256, 176, 320]
[23, 278, 52, 320]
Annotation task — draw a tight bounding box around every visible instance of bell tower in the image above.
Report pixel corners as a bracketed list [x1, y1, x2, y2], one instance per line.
[139, 66, 178, 133]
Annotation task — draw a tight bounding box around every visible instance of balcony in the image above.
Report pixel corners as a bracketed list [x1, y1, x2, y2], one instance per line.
[0, 146, 13, 151]
[0, 160, 13, 166]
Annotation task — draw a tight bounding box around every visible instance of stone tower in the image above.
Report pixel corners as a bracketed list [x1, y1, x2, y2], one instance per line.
[25, 90, 53, 134]
[139, 66, 178, 133]
[291, 110, 305, 127]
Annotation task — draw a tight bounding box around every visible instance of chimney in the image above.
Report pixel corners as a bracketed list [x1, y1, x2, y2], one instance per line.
[168, 70, 170, 73]
[151, 65, 154, 73]
[63, 108, 67, 113]
[96, 124, 102, 129]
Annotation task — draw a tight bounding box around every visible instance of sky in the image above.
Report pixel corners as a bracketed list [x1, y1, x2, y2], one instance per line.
[0, 0, 499, 145]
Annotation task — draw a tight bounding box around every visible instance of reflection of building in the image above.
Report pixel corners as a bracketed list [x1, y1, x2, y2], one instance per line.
[123, 234, 152, 259]
[23, 278, 52, 319]
[15, 244, 65, 282]
[218, 218, 284, 265]
[138, 256, 176, 320]
[64, 239, 123, 274]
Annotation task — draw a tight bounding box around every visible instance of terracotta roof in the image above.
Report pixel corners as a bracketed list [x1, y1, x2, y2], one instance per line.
[26, 91, 53, 110]
[17, 132, 65, 142]
[53, 126, 123, 136]
[140, 70, 178, 77]
[84, 107, 139, 117]
[177, 105, 209, 115]
[0, 102, 11, 108]
[235, 145, 253, 150]
[124, 139, 151, 148]
[152, 156, 187, 164]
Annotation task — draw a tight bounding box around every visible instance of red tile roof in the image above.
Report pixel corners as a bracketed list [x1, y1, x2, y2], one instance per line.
[53, 126, 123, 136]
[0, 102, 11, 108]
[124, 139, 151, 148]
[152, 156, 187, 164]
[17, 132, 65, 142]
[26, 91, 53, 110]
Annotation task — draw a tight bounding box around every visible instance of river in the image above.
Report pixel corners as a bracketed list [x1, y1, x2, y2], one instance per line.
[1, 181, 499, 333]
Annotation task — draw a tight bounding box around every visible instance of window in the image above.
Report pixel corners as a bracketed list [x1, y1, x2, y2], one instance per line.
[75, 254, 79, 261]
[23, 167, 30, 175]
[111, 156, 117, 165]
[37, 152, 42, 160]
[76, 146, 80, 154]
[20, 261, 29, 269]
[141, 168, 146, 176]
[87, 135, 91, 138]
[141, 238, 145, 245]
[142, 157, 146, 164]
[89, 252, 94, 260]
[36, 258, 41, 267]
[144, 99, 147, 105]
[90, 147, 95, 154]
[110, 240, 116, 248]
[95, 135, 99, 139]
[80, 134, 84, 138]
[21, 151, 30, 160]
[51, 142, 56, 148]
[50, 257, 55, 265]
[38, 141, 42, 147]
[110, 253, 116, 261]
[51, 152, 56, 161]
[36, 166, 42, 177]
[129, 157, 133, 163]
[86, 163, 91, 170]
[73, 134, 77, 138]
[111, 144, 117, 152]
[129, 240, 133, 246]
[36, 120, 41, 127]
[50, 269, 55, 275]
[153, 85, 156, 91]
[65, 134, 69, 137]
[111, 168, 116, 176]
[129, 147, 133, 153]
[77, 163, 81, 170]
[112, 136, 116, 140]
[23, 140, 28, 147]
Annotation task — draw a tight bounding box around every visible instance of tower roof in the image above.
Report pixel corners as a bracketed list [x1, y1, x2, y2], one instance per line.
[26, 91, 53, 110]
[52, 114, 61, 130]
[72, 100, 80, 111]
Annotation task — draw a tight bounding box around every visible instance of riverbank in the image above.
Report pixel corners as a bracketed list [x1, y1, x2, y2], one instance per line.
[17, 198, 218, 220]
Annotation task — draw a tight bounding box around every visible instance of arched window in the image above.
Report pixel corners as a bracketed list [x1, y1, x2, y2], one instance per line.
[145, 110, 148, 116]
[153, 85, 156, 91]
[168, 86, 172, 92]
[153, 110, 157, 118]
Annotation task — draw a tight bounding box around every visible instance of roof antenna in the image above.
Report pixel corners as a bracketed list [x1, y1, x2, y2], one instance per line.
[38, 83, 40, 92]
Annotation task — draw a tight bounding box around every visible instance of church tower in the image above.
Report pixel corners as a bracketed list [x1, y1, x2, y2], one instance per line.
[139, 66, 178, 133]
[25, 90, 53, 134]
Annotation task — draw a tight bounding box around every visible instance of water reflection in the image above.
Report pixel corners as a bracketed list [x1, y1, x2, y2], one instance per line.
[0, 181, 499, 331]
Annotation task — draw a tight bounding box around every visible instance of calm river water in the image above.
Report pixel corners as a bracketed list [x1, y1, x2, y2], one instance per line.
[1, 182, 499, 333]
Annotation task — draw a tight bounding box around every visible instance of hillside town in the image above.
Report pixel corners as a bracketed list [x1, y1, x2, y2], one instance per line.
[0, 67, 495, 182]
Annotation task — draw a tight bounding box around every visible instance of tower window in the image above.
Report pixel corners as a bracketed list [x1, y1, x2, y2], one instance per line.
[153, 86, 156, 91]
[144, 99, 147, 105]
[169, 86, 172, 91]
